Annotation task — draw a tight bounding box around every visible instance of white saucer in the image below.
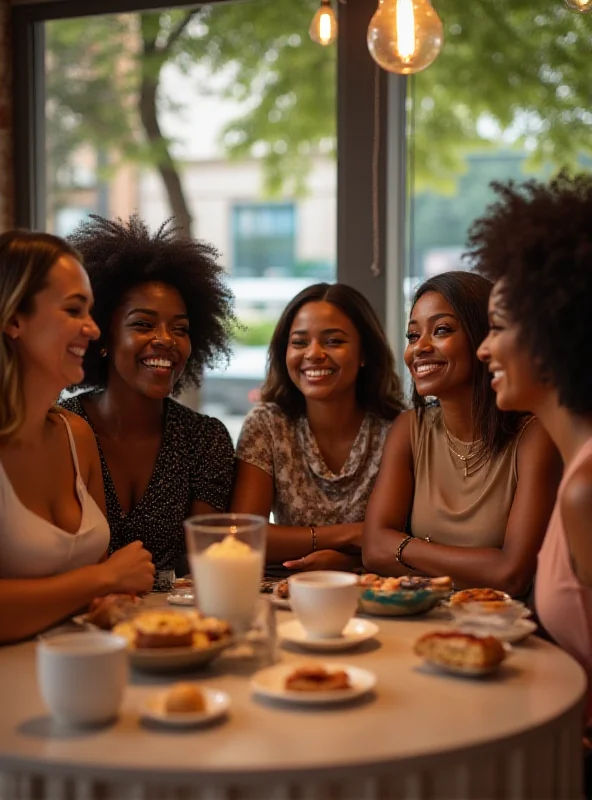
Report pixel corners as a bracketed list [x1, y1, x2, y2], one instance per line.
[269, 594, 291, 610]
[140, 687, 230, 727]
[279, 618, 379, 651]
[167, 592, 195, 606]
[456, 618, 537, 644]
[251, 662, 376, 705]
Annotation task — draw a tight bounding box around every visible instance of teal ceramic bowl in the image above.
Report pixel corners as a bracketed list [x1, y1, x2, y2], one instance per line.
[358, 586, 447, 617]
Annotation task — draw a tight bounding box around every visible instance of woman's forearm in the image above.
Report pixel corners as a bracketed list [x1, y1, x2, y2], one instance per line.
[363, 529, 533, 596]
[266, 522, 363, 563]
[0, 564, 114, 644]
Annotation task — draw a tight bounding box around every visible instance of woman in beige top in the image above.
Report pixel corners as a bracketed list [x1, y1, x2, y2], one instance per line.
[363, 271, 561, 595]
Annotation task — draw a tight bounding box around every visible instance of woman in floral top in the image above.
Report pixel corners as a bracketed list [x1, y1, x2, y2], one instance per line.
[232, 283, 405, 572]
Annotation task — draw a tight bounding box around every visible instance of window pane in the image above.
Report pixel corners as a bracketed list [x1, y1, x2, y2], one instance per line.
[407, 6, 592, 314]
[44, 2, 337, 440]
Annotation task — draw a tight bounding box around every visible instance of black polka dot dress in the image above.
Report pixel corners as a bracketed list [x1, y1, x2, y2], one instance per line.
[61, 392, 235, 572]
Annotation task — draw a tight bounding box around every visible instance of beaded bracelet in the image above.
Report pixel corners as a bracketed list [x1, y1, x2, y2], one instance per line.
[395, 535, 413, 569]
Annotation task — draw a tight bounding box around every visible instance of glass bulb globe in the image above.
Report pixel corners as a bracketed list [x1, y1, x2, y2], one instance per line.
[564, 0, 592, 12]
[309, 0, 338, 46]
[367, 0, 443, 75]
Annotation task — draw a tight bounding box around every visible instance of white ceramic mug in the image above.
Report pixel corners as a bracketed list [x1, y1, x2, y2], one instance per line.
[37, 632, 128, 726]
[289, 571, 360, 639]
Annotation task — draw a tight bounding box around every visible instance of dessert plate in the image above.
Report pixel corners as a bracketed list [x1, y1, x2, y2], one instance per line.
[278, 618, 378, 651]
[140, 687, 230, 727]
[269, 594, 290, 610]
[128, 638, 231, 672]
[251, 662, 376, 705]
[456, 617, 537, 645]
[167, 591, 195, 606]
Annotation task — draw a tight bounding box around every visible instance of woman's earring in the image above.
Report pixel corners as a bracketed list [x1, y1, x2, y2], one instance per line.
[99, 347, 108, 358]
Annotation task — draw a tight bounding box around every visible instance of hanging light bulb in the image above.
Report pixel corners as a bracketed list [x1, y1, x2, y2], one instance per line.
[309, 0, 338, 46]
[367, 0, 443, 75]
[564, 0, 592, 12]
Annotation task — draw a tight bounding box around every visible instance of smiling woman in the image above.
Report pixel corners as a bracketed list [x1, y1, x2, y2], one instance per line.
[231, 282, 405, 572]
[363, 271, 562, 597]
[0, 230, 154, 643]
[60, 214, 236, 574]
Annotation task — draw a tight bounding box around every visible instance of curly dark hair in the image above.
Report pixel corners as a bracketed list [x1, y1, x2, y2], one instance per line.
[68, 214, 235, 392]
[467, 172, 592, 415]
[261, 282, 405, 420]
[410, 271, 523, 456]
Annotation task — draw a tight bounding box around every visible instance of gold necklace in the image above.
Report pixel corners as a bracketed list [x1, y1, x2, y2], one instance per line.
[443, 425, 488, 478]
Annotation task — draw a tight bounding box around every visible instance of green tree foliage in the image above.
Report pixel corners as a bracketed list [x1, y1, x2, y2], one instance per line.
[45, 0, 592, 236]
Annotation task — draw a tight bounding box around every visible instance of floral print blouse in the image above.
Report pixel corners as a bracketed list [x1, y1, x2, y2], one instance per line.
[235, 403, 392, 526]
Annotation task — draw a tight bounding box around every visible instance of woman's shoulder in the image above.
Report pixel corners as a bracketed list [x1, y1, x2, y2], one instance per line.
[51, 408, 97, 460]
[242, 402, 291, 431]
[166, 399, 233, 442]
[58, 391, 89, 415]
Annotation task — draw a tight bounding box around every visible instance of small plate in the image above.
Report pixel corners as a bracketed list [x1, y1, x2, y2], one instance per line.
[251, 662, 376, 705]
[269, 594, 291, 610]
[279, 618, 379, 651]
[140, 687, 230, 727]
[128, 638, 231, 672]
[456, 617, 537, 645]
[167, 592, 195, 606]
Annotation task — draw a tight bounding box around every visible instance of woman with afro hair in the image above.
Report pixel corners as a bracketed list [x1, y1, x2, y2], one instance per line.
[474, 172, 592, 728]
[61, 214, 235, 576]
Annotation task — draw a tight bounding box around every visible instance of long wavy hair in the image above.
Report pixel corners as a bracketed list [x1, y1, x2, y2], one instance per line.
[261, 282, 405, 420]
[410, 271, 523, 456]
[0, 230, 81, 440]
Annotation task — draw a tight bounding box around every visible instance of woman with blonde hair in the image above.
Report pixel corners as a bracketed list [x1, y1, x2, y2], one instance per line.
[0, 230, 154, 644]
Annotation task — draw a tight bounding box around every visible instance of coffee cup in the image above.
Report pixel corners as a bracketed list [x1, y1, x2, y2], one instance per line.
[288, 571, 360, 639]
[37, 631, 128, 726]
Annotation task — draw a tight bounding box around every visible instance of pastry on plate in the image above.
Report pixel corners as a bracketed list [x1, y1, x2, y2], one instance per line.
[414, 631, 506, 669]
[449, 588, 509, 606]
[285, 663, 351, 692]
[358, 574, 452, 593]
[162, 683, 206, 714]
[114, 609, 232, 650]
[273, 580, 290, 600]
[85, 594, 142, 630]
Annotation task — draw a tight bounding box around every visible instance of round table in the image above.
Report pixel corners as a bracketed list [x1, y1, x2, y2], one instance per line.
[0, 603, 586, 800]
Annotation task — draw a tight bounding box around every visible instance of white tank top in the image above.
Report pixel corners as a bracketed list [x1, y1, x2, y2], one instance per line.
[0, 413, 110, 578]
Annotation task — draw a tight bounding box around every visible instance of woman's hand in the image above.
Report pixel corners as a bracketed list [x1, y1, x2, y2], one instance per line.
[283, 549, 360, 572]
[101, 541, 155, 594]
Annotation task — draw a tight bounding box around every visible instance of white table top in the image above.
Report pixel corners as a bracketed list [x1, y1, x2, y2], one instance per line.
[0, 604, 586, 784]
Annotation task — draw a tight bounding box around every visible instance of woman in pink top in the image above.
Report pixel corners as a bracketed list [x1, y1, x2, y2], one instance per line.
[471, 173, 592, 733]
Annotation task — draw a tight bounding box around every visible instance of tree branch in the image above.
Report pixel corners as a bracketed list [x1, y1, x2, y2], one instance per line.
[160, 10, 203, 54]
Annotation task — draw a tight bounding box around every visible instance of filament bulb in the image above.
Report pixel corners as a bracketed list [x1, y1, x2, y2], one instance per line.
[309, 0, 338, 46]
[564, 0, 592, 11]
[367, 0, 443, 75]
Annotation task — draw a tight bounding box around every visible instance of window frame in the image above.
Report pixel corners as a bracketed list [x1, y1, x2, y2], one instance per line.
[11, 0, 407, 362]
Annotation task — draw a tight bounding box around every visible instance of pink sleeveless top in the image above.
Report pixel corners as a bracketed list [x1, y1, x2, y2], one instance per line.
[535, 436, 592, 724]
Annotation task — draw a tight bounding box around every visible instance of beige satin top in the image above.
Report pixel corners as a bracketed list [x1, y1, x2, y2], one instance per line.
[409, 406, 528, 548]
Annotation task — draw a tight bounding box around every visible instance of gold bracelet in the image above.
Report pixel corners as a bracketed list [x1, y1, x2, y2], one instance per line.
[310, 526, 317, 552]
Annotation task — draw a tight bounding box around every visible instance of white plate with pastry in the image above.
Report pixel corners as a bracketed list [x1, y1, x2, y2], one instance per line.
[113, 610, 233, 672]
[140, 683, 230, 727]
[278, 618, 379, 651]
[414, 631, 509, 678]
[269, 580, 291, 610]
[251, 662, 376, 705]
